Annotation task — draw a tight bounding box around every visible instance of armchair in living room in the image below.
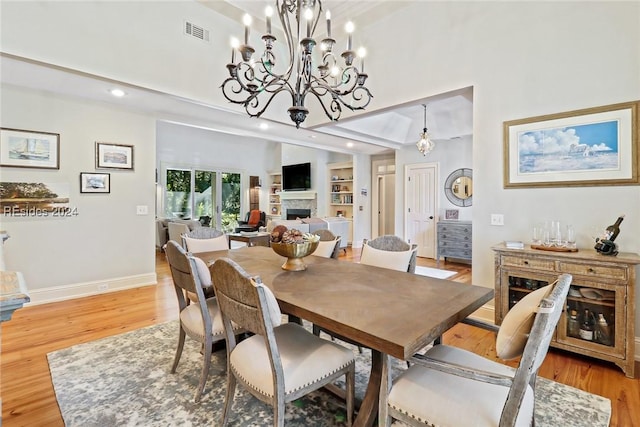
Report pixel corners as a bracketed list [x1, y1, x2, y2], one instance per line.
[234, 210, 266, 233]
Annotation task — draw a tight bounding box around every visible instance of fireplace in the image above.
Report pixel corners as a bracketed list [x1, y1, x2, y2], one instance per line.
[287, 209, 311, 220]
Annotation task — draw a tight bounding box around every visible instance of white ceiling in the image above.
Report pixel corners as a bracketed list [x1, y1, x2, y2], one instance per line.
[0, 0, 473, 156]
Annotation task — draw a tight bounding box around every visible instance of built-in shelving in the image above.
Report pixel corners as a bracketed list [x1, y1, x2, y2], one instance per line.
[328, 163, 353, 217]
[327, 161, 354, 244]
[268, 172, 282, 218]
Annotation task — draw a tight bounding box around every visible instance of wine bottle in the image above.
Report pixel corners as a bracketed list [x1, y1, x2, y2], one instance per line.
[567, 309, 580, 338]
[579, 309, 594, 341]
[594, 313, 612, 346]
[603, 215, 625, 242]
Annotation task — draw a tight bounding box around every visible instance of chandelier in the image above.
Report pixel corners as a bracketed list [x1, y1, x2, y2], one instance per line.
[221, 0, 373, 128]
[416, 104, 434, 155]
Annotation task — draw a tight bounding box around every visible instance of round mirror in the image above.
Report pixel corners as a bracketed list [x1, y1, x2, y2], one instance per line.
[444, 168, 473, 207]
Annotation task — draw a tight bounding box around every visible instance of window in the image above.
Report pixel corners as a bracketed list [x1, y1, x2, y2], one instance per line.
[164, 167, 241, 232]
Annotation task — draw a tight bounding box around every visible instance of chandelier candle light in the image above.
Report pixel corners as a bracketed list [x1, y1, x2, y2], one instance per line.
[221, 0, 373, 128]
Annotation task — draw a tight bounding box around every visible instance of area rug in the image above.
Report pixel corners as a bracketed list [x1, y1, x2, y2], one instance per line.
[48, 321, 611, 427]
[414, 265, 457, 279]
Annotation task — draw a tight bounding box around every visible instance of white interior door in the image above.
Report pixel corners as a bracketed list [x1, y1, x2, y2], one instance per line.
[405, 163, 438, 258]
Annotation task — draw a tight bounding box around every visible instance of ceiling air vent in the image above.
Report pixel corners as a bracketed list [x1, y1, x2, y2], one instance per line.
[184, 21, 210, 42]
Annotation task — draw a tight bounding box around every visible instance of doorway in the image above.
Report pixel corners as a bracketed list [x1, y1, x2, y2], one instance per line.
[405, 163, 438, 258]
[371, 158, 396, 238]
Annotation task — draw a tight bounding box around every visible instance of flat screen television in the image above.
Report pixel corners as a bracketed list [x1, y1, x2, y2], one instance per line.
[282, 162, 311, 191]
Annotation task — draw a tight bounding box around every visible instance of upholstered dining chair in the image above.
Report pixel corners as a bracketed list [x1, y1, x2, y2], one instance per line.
[311, 229, 341, 259]
[182, 228, 228, 253]
[210, 257, 356, 427]
[164, 241, 243, 402]
[361, 235, 418, 273]
[168, 222, 191, 247]
[379, 273, 573, 427]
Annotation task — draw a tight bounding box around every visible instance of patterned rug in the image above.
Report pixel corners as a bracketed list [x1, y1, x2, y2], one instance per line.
[48, 321, 611, 426]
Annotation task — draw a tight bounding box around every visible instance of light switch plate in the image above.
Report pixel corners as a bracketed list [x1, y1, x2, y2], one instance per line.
[490, 213, 504, 226]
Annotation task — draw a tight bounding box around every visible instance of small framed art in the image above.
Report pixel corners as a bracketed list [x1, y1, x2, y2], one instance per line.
[0, 127, 60, 169]
[95, 142, 134, 170]
[445, 209, 459, 220]
[80, 172, 110, 193]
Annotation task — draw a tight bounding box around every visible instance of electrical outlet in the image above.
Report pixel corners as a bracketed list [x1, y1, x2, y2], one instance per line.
[136, 205, 148, 215]
[490, 214, 504, 226]
[98, 283, 109, 291]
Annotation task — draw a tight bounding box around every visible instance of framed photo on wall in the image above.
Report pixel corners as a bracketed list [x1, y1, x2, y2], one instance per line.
[80, 172, 110, 194]
[0, 127, 60, 169]
[445, 209, 459, 220]
[503, 101, 639, 188]
[95, 142, 134, 170]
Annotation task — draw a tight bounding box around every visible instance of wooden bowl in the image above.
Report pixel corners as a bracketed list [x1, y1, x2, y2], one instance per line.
[271, 240, 319, 271]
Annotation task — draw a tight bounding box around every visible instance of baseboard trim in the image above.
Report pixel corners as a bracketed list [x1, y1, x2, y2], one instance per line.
[25, 273, 157, 306]
[471, 303, 495, 324]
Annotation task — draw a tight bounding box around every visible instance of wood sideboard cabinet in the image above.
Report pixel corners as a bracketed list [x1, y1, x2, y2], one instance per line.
[437, 220, 472, 263]
[493, 243, 640, 378]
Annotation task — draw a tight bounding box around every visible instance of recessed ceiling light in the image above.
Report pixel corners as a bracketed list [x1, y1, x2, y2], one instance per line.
[110, 88, 126, 97]
[259, 123, 269, 130]
[347, 142, 354, 148]
[309, 134, 317, 139]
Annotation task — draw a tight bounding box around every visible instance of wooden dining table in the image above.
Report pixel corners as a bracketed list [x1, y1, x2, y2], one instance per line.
[197, 246, 494, 427]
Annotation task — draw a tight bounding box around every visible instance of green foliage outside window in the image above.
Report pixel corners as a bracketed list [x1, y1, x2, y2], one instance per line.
[164, 169, 241, 230]
[165, 169, 191, 218]
[221, 173, 241, 231]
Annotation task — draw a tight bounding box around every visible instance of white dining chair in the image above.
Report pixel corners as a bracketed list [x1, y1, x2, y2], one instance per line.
[168, 222, 191, 247]
[360, 236, 417, 273]
[311, 229, 341, 259]
[210, 257, 356, 427]
[183, 234, 228, 253]
[379, 273, 573, 427]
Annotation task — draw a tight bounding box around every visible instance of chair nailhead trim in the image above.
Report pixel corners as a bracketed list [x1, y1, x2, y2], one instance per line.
[231, 361, 353, 398]
[390, 404, 434, 426]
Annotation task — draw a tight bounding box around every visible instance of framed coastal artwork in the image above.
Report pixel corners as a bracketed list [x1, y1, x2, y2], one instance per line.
[95, 142, 134, 170]
[0, 128, 60, 169]
[503, 101, 639, 188]
[80, 172, 110, 194]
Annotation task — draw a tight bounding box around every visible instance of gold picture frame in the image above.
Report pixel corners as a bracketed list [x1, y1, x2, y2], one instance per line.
[503, 101, 639, 188]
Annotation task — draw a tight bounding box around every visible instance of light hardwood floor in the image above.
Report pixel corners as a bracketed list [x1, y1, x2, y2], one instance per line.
[1, 248, 638, 426]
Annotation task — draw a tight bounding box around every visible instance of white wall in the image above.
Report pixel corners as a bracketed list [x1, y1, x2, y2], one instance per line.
[360, 2, 640, 333]
[0, 1, 238, 111]
[353, 153, 372, 247]
[0, 85, 156, 302]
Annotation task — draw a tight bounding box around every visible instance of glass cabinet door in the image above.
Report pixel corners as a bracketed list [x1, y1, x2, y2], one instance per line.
[499, 270, 556, 324]
[556, 280, 624, 357]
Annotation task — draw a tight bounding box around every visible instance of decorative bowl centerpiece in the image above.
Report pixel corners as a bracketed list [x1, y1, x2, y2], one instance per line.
[270, 227, 320, 271]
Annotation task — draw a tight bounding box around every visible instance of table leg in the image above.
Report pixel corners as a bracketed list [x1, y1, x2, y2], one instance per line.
[353, 349, 382, 427]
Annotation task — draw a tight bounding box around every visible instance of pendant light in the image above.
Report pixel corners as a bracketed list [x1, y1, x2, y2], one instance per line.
[416, 104, 434, 155]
